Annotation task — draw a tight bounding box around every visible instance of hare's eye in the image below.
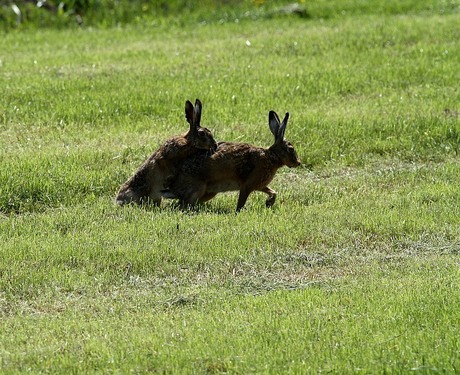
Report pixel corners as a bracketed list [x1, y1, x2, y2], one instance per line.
[198, 131, 206, 137]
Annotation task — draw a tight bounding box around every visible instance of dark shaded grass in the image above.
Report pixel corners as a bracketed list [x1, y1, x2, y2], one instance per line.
[1, 0, 458, 31]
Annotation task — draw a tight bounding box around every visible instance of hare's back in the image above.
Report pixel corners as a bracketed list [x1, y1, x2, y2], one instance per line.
[204, 142, 265, 185]
[179, 142, 265, 183]
[177, 142, 253, 173]
[211, 142, 265, 162]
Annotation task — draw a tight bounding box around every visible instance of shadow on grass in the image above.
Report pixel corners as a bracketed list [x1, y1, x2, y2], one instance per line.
[118, 198, 237, 215]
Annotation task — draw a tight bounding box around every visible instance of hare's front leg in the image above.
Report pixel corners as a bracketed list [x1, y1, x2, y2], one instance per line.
[236, 188, 252, 212]
[259, 186, 277, 208]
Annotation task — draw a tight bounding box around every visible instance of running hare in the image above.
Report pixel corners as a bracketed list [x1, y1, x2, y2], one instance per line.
[162, 110, 300, 211]
[116, 99, 217, 206]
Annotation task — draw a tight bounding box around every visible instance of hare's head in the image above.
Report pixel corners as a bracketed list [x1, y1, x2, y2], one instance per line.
[184, 99, 217, 151]
[269, 111, 301, 168]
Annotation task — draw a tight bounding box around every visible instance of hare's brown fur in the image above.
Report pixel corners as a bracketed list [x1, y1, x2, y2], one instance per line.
[116, 99, 217, 206]
[163, 111, 300, 211]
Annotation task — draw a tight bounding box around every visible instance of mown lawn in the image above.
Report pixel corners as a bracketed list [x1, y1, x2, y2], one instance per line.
[1, 0, 459, 373]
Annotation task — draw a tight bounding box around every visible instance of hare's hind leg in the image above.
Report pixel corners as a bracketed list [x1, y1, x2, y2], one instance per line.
[259, 186, 277, 208]
[179, 184, 207, 208]
[199, 192, 217, 203]
[147, 179, 164, 206]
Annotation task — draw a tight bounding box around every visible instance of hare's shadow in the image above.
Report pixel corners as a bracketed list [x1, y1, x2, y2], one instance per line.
[131, 200, 236, 215]
[166, 201, 236, 215]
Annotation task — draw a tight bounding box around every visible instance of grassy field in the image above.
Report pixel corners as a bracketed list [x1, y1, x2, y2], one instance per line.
[1, 0, 460, 373]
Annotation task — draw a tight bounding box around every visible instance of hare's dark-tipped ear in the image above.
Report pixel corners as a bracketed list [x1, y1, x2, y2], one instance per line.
[278, 112, 289, 141]
[269, 110, 281, 138]
[194, 99, 202, 128]
[185, 100, 194, 126]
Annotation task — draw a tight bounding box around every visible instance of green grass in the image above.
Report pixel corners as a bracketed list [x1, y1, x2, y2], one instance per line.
[1, 0, 460, 373]
[2, 262, 459, 373]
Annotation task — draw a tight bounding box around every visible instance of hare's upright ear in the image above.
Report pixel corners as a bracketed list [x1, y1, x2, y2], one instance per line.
[185, 100, 195, 128]
[194, 99, 202, 128]
[277, 112, 289, 142]
[269, 110, 281, 140]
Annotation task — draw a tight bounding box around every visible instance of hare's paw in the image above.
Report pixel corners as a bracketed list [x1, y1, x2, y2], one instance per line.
[260, 186, 276, 208]
[265, 194, 276, 208]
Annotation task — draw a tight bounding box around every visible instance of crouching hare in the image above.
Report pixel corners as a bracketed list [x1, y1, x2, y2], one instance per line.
[162, 110, 301, 212]
[116, 99, 217, 206]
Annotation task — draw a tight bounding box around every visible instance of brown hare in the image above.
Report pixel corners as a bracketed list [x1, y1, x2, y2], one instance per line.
[116, 99, 217, 206]
[162, 110, 301, 212]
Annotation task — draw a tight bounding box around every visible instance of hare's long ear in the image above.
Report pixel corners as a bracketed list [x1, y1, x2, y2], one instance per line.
[194, 99, 202, 128]
[185, 100, 195, 128]
[269, 111, 281, 140]
[277, 112, 289, 142]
